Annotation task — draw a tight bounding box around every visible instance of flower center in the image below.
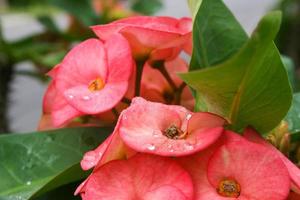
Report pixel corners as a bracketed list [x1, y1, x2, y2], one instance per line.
[88, 78, 105, 92]
[217, 179, 241, 198]
[163, 124, 186, 140]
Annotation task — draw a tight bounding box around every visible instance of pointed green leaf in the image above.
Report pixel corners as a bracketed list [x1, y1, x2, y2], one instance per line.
[181, 12, 292, 133]
[190, 0, 248, 71]
[0, 127, 111, 200]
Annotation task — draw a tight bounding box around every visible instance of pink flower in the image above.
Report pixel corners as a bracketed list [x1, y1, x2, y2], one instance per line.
[75, 115, 135, 195]
[38, 79, 85, 130]
[76, 97, 224, 195]
[243, 127, 300, 194]
[118, 97, 225, 156]
[78, 153, 194, 200]
[40, 33, 133, 127]
[141, 57, 194, 110]
[178, 130, 290, 200]
[91, 16, 192, 61]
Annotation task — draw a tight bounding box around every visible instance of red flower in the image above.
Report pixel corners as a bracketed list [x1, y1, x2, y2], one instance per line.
[178, 131, 290, 200]
[244, 127, 300, 194]
[118, 97, 225, 156]
[92, 16, 192, 61]
[39, 34, 133, 127]
[79, 154, 194, 200]
[141, 57, 194, 110]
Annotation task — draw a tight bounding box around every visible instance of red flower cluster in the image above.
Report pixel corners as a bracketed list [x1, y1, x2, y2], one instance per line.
[76, 98, 300, 200]
[39, 15, 300, 199]
[39, 16, 193, 129]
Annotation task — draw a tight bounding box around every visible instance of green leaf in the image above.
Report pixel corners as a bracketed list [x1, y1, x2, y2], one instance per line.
[0, 127, 111, 200]
[130, 0, 163, 15]
[285, 93, 300, 135]
[189, 0, 248, 71]
[181, 11, 292, 133]
[188, 0, 248, 112]
[35, 182, 81, 200]
[187, 0, 202, 19]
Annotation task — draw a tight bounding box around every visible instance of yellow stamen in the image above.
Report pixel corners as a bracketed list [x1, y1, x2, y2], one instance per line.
[88, 78, 105, 92]
[163, 124, 187, 140]
[217, 179, 241, 198]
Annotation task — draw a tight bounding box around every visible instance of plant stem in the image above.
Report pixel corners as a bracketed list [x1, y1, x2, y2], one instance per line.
[152, 60, 177, 91]
[174, 82, 186, 105]
[157, 64, 178, 91]
[0, 23, 13, 133]
[0, 63, 13, 133]
[112, 108, 119, 119]
[135, 59, 147, 96]
[121, 97, 132, 105]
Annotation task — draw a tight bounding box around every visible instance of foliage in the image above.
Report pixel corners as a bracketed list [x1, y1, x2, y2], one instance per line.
[0, 127, 111, 200]
[181, 0, 292, 133]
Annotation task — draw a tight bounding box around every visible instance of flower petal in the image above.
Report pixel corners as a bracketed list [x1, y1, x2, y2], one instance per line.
[80, 154, 193, 200]
[56, 39, 107, 92]
[104, 33, 133, 83]
[119, 97, 224, 156]
[64, 82, 128, 114]
[207, 140, 290, 200]
[48, 82, 82, 127]
[144, 186, 188, 200]
[244, 127, 300, 193]
[80, 134, 113, 171]
[92, 16, 192, 59]
[177, 130, 245, 200]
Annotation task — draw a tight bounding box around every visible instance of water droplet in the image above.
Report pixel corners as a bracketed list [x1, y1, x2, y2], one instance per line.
[146, 144, 156, 151]
[82, 95, 91, 101]
[152, 130, 161, 138]
[26, 181, 31, 186]
[48, 155, 59, 164]
[67, 94, 74, 99]
[167, 144, 174, 152]
[26, 147, 32, 155]
[184, 142, 194, 151]
[45, 135, 54, 143]
[186, 114, 192, 120]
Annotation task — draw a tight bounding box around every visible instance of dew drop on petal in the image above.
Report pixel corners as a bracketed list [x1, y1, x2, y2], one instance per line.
[67, 94, 74, 99]
[82, 95, 91, 101]
[167, 144, 174, 152]
[146, 144, 156, 151]
[184, 142, 194, 151]
[152, 130, 161, 138]
[186, 114, 192, 120]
